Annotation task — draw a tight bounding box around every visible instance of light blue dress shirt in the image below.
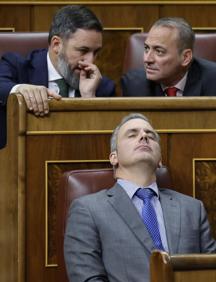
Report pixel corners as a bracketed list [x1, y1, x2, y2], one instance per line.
[117, 178, 169, 252]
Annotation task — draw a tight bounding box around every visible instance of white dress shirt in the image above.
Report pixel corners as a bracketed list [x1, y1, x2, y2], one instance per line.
[47, 53, 75, 97]
[161, 71, 188, 97]
[10, 51, 76, 97]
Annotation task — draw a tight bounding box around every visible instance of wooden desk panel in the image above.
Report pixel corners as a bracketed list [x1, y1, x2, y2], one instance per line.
[1, 94, 216, 282]
[150, 251, 216, 282]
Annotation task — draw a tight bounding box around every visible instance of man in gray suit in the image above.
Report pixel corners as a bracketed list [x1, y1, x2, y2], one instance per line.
[64, 113, 216, 282]
[121, 17, 216, 97]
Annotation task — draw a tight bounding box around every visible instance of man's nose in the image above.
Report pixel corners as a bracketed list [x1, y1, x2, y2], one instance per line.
[144, 49, 154, 63]
[83, 52, 94, 63]
[140, 131, 149, 142]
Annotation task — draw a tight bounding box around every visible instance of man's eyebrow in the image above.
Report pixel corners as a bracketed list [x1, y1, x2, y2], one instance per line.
[145, 129, 155, 134]
[146, 128, 158, 135]
[125, 128, 158, 137]
[75, 46, 90, 49]
[144, 42, 166, 50]
[75, 46, 102, 52]
[124, 128, 139, 135]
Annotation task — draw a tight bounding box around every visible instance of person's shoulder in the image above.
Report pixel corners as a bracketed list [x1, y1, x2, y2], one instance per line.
[96, 76, 116, 97]
[191, 58, 216, 88]
[1, 48, 47, 63]
[122, 67, 146, 80]
[121, 68, 147, 86]
[73, 188, 111, 205]
[100, 75, 115, 87]
[160, 188, 201, 204]
[192, 57, 216, 71]
[1, 51, 25, 63]
[121, 67, 154, 96]
[27, 48, 47, 60]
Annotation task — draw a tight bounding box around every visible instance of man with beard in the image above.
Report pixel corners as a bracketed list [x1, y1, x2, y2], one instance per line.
[0, 5, 115, 149]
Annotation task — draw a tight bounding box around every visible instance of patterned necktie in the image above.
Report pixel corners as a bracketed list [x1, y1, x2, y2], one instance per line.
[53, 78, 69, 97]
[135, 188, 164, 250]
[165, 87, 178, 97]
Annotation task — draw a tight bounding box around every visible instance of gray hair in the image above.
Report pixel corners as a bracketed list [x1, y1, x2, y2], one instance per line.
[110, 113, 160, 152]
[152, 17, 195, 53]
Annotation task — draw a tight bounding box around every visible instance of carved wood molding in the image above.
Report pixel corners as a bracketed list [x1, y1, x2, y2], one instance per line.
[1, 1, 216, 5]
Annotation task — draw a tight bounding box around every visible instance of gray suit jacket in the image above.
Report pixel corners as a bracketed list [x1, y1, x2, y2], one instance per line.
[64, 183, 216, 282]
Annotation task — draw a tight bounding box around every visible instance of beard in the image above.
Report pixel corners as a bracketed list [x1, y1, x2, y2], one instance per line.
[56, 51, 80, 90]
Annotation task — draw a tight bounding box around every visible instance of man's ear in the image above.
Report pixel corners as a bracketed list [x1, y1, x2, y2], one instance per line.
[181, 49, 193, 67]
[50, 35, 62, 54]
[109, 151, 118, 166]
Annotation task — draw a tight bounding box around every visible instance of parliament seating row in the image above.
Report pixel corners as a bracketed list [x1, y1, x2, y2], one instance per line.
[1, 31, 216, 282]
[0, 32, 216, 74]
[1, 94, 216, 282]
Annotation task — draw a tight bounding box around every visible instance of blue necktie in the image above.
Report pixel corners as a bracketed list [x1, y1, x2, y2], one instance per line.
[135, 188, 164, 250]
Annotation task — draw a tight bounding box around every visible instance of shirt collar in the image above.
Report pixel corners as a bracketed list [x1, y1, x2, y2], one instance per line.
[161, 71, 188, 93]
[47, 52, 62, 81]
[117, 178, 159, 199]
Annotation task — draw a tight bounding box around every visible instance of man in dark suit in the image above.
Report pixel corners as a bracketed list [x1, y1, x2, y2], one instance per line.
[121, 17, 216, 97]
[0, 5, 115, 149]
[64, 113, 216, 282]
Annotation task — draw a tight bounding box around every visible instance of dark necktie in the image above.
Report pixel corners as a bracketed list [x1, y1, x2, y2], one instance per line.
[165, 87, 178, 97]
[135, 188, 164, 250]
[53, 78, 69, 97]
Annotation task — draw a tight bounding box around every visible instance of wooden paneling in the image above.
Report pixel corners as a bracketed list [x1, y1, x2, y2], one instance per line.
[150, 250, 216, 282]
[31, 5, 60, 31]
[195, 160, 216, 239]
[160, 5, 216, 28]
[0, 5, 30, 31]
[1, 3, 216, 33]
[97, 28, 143, 95]
[0, 2, 216, 281]
[32, 5, 158, 30]
[1, 95, 216, 282]
[168, 133, 216, 194]
[89, 5, 158, 29]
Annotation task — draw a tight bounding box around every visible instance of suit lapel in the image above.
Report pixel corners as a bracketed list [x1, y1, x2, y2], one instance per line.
[184, 59, 202, 96]
[160, 189, 180, 254]
[154, 83, 164, 96]
[148, 80, 164, 96]
[27, 49, 48, 87]
[107, 184, 155, 254]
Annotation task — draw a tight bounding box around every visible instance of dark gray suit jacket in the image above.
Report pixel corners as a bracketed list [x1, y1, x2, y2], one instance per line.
[64, 183, 216, 282]
[121, 58, 216, 97]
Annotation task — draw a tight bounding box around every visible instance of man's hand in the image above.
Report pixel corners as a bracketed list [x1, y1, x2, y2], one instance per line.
[16, 84, 61, 116]
[78, 61, 102, 97]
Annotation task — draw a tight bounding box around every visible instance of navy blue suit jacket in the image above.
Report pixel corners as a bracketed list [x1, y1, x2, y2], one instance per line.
[121, 58, 216, 97]
[0, 49, 115, 149]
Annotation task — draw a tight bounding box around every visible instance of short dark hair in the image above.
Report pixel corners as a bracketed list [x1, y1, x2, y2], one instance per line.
[152, 17, 195, 53]
[110, 113, 160, 153]
[48, 5, 103, 44]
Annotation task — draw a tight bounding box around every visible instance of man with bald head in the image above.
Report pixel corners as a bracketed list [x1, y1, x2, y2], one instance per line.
[122, 17, 216, 97]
